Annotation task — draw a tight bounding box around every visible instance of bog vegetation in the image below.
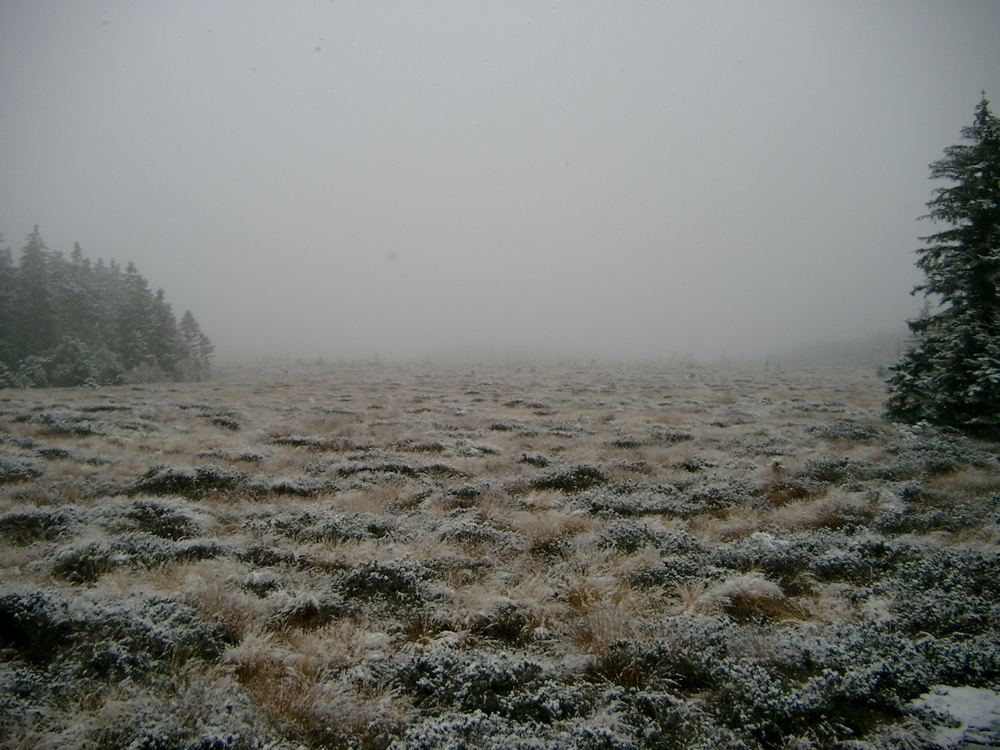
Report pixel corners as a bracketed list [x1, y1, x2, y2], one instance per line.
[0, 227, 212, 388]
[0, 363, 997, 748]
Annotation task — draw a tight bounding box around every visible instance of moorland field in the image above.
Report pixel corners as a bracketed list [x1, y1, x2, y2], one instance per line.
[1, 362, 998, 748]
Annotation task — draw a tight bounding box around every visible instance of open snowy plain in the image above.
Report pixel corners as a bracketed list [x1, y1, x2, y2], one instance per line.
[1, 362, 998, 748]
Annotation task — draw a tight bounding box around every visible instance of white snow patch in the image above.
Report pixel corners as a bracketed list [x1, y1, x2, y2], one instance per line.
[912, 684, 1000, 748]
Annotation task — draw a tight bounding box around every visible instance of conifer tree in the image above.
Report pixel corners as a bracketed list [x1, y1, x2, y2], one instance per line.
[11, 226, 56, 360]
[886, 95, 1000, 435]
[0, 237, 15, 367]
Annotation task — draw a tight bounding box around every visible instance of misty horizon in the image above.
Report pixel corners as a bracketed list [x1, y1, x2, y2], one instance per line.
[2, 1, 998, 363]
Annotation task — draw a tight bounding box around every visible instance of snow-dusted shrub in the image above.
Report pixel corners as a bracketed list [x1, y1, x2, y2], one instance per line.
[598, 521, 662, 553]
[341, 559, 436, 605]
[259, 508, 387, 543]
[239, 573, 280, 602]
[125, 497, 205, 540]
[268, 433, 352, 450]
[646, 426, 693, 445]
[590, 621, 730, 694]
[807, 419, 884, 443]
[920, 631, 1000, 686]
[575, 486, 678, 517]
[333, 454, 467, 480]
[445, 481, 486, 504]
[733, 435, 792, 457]
[716, 532, 901, 591]
[0, 452, 43, 483]
[0, 504, 76, 544]
[33, 409, 101, 435]
[236, 545, 300, 567]
[518, 452, 550, 467]
[174, 538, 229, 563]
[37, 445, 110, 464]
[628, 555, 714, 590]
[885, 549, 1000, 636]
[438, 520, 524, 549]
[246, 474, 330, 497]
[85, 669, 266, 750]
[675, 455, 717, 473]
[390, 710, 544, 750]
[393, 647, 546, 716]
[885, 429, 995, 477]
[0, 588, 74, 664]
[530, 465, 607, 493]
[50, 540, 117, 583]
[207, 413, 241, 431]
[608, 435, 645, 449]
[131, 464, 247, 497]
[794, 457, 878, 484]
[196, 449, 268, 464]
[678, 477, 761, 516]
[0, 587, 228, 671]
[876, 504, 978, 534]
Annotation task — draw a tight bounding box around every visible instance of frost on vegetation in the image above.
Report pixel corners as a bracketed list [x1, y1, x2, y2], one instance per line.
[438, 519, 526, 550]
[0, 587, 229, 679]
[32, 409, 102, 436]
[880, 548, 1000, 638]
[131, 463, 248, 497]
[646, 425, 693, 445]
[196, 448, 269, 464]
[48, 527, 227, 583]
[808, 418, 885, 443]
[268, 433, 353, 451]
[130, 463, 331, 498]
[0, 505, 78, 545]
[327, 453, 468, 480]
[340, 559, 438, 605]
[677, 477, 762, 516]
[530, 464, 608, 493]
[794, 457, 881, 484]
[575, 486, 679, 517]
[884, 429, 997, 477]
[0, 451, 43, 483]
[254, 506, 395, 544]
[121, 497, 208, 540]
[598, 520, 664, 553]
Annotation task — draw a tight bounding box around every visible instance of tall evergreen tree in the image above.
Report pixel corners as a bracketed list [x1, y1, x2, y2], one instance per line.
[886, 94, 1000, 435]
[179, 310, 213, 380]
[11, 226, 57, 360]
[0, 236, 15, 366]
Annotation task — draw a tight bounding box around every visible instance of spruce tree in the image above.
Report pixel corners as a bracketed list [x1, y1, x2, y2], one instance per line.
[0, 237, 15, 367]
[886, 94, 1000, 435]
[11, 226, 57, 360]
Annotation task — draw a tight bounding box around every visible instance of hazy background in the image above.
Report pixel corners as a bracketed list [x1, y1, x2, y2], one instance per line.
[2, 1, 998, 362]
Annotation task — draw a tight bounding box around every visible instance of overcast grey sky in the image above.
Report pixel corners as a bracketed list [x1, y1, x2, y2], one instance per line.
[1, 1, 998, 361]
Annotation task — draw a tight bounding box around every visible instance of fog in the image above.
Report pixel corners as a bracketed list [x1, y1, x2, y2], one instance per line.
[2, 1, 998, 363]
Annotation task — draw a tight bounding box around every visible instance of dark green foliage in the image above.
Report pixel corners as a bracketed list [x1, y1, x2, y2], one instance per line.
[0, 228, 212, 387]
[887, 96, 1000, 435]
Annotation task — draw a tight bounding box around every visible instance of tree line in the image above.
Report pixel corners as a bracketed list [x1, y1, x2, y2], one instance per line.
[0, 226, 213, 388]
